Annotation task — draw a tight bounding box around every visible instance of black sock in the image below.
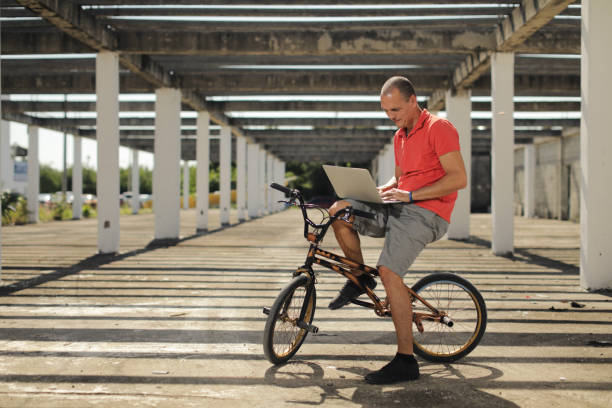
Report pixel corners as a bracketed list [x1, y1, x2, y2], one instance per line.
[395, 352, 416, 363]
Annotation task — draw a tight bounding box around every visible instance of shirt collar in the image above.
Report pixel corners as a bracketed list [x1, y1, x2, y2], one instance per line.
[398, 109, 430, 138]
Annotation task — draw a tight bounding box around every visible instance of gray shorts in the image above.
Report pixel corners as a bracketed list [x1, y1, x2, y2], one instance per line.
[345, 199, 449, 277]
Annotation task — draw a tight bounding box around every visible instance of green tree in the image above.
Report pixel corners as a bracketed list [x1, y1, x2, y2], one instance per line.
[82, 166, 97, 194]
[139, 167, 152, 194]
[39, 165, 62, 193]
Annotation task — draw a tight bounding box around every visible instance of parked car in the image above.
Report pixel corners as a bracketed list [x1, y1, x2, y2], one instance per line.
[52, 191, 74, 204]
[38, 193, 52, 205]
[83, 194, 97, 207]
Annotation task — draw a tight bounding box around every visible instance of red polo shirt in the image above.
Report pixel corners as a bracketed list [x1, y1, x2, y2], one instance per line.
[394, 109, 460, 222]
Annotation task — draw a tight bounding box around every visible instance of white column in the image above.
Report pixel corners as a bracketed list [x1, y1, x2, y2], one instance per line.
[26, 125, 39, 223]
[96, 51, 120, 253]
[381, 144, 394, 183]
[72, 135, 83, 220]
[182, 160, 190, 209]
[1, 121, 12, 191]
[131, 149, 140, 215]
[524, 144, 536, 218]
[153, 87, 182, 240]
[196, 112, 209, 231]
[580, 0, 612, 290]
[272, 158, 282, 212]
[376, 151, 383, 185]
[277, 160, 286, 211]
[247, 142, 260, 218]
[446, 89, 472, 240]
[219, 125, 232, 225]
[259, 148, 267, 214]
[490, 52, 515, 256]
[236, 136, 247, 221]
[266, 153, 274, 212]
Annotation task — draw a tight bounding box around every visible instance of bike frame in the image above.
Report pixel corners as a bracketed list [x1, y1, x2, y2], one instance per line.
[293, 203, 449, 330]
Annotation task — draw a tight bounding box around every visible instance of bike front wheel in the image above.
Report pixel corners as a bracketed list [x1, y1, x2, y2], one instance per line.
[411, 272, 487, 363]
[263, 274, 316, 365]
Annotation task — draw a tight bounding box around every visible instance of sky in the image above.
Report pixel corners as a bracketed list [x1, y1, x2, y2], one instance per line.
[6, 121, 155, 170]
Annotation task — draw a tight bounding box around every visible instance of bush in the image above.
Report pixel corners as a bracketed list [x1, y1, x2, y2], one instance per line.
[52, 200, 72, 220]
[82, 204, 96, 218]
[1, 192, 29, 225]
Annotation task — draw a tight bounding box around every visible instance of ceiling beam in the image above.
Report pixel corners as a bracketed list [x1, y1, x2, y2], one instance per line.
[2, 100, 581, 114]
[2, 71, 580, 96]
[117, 29, 495, 56]
[428, 0, 578, 111]
[2, 26, 578, 56]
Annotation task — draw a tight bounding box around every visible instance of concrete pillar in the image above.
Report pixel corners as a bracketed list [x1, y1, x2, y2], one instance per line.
[247, 142, 260, 218]
[381, 144, 394, 183]
[219, 125, 232, 226]
[524, 144, 536, 218]
[372, 155, 380, 185]
[195, 112, 210, 232]
[26, 125, 39, 223]
[96, 51, 120, 253]
[272, 158, 283, 212]
[278, 160, 286, 211]
[182, 160, 190, 209]
[236, 136, 247, 221]
[580, 0, 612, 290]
[259, 148, 267, 214]
[72, 136, 83, 220]
[446, 89, 472, 240]
[153, 87, 181, 240]
[490, 52, 515, 256]
[1, 121, 12, 191]
[266, 153, 274, 212]
[131, 149, 140, 215]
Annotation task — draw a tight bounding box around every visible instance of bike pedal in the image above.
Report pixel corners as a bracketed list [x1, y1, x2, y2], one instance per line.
[297, 320, 319, 333]
[262, 307, 270, 315]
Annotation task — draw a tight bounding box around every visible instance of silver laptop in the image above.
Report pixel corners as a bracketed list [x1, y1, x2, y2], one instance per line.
[322, 165, 401, 204]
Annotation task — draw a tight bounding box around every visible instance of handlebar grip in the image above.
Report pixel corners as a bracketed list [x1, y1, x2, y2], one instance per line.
[270, 183, 292, 195]
[353, 209, 376, 219]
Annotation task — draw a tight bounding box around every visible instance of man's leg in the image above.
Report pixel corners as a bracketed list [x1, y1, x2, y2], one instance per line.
[329, 200, 364, 267]
[379, 266, 413, 354]
[328, 200, 376, 309]
[365, 265, 419, 384]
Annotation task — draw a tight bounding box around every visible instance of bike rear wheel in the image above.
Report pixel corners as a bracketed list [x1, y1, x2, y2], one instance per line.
[263, 274, 316, 365]
[411, 272, 487, 363]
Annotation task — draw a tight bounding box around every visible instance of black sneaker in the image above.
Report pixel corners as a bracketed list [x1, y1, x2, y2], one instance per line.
[328, 273, 376, 310]
[365, 353, 420, 385]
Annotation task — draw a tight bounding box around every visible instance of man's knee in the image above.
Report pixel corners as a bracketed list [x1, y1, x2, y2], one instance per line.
[329, 200, 351, 217]
[378, 265, 402, 288]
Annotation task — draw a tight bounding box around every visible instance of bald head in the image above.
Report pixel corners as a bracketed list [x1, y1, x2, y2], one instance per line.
[380, 76, 417, 101]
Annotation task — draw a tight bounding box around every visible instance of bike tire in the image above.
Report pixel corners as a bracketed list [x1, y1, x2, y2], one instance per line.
[263, 274, 316, 365]
[411, 272, 487, 363]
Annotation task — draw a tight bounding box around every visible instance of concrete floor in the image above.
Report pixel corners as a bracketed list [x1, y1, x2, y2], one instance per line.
[0, 209, 610, 407]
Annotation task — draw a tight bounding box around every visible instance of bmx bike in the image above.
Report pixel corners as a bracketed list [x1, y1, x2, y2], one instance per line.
[263, 183, 487, 365]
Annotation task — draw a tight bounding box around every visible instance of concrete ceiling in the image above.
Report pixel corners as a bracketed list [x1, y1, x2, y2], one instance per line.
[1, 0, 580, 163]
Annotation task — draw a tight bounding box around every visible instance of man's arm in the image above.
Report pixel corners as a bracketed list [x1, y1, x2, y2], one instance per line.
[379, 151, 467, 202]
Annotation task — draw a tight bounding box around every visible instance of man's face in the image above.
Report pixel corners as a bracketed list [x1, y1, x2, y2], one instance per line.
[380, 88, 418, 129]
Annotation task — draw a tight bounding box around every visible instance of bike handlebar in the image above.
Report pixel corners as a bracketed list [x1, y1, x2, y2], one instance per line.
[270, 182, 292, 195]
[270, 182, 375, 233]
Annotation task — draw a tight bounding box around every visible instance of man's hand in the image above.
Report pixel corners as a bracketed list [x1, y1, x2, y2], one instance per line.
[379, 188, 411, 202]
[377, 178, 398, 194]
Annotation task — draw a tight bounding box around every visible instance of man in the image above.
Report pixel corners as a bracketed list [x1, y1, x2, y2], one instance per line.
[328, 76, 467, 384]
